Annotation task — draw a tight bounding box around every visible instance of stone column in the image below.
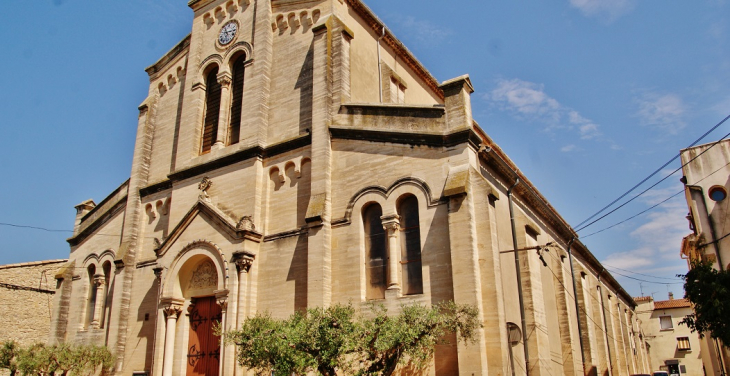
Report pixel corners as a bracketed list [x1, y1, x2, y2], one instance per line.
[381, 215, 401, 290]
[162, 303, 182, 376]
[214, 72, 233, 150]
[233, 255, 253, 376]
[216, 293, 228, 376]
[90, 274, 106, 329]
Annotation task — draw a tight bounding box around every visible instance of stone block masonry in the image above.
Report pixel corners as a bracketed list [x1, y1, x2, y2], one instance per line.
[0, 259, 67, 346]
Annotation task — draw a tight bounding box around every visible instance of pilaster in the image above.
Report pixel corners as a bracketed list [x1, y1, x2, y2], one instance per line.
[113, 97, 159, 373]
[305, 19, 333, 308]
[446, 179, 489, 375]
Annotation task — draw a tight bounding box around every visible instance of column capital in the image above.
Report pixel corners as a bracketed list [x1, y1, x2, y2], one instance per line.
[93, 274, 106, 287]
[217, 72, 233, 87]
[215, 289, 229, 312]
[381, 214, 400, 232]
[233, 252, 255, 273]
[160, 297, 184, 319]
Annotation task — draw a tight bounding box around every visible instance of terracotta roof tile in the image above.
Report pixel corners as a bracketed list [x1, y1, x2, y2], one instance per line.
[654, 298, 691, 309]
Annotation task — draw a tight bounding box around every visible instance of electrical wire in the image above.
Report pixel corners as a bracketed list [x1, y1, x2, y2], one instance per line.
[581, 160, 730, 240]
[576, 126, 730, 233]
[574, 113, 730, 230]
[602, 264, 682, 281]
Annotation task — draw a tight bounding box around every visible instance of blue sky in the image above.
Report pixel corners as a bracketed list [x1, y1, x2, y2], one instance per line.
[1, 0, 728, 299]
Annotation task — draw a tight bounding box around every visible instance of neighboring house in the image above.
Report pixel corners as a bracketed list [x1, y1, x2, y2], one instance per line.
[0, 260, 67, 346]
[48, 1, 649, 375]
[680, 139, 730, 376]
[635, 295, 704, 376]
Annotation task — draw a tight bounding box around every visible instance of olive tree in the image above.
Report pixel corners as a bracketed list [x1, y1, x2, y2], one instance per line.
[226, 301, 480, 376]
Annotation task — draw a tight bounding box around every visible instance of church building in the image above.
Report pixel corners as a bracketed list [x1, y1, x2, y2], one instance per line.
[50, 0, 650, 375]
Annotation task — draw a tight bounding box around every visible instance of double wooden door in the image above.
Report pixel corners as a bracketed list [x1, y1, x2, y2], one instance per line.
[186, 296, 221, 376]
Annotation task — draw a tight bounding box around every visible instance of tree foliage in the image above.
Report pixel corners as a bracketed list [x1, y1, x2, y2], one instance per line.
[226, 301, 480, 376]
[679, 259, 730, 344]
[0, 341, 114, 376]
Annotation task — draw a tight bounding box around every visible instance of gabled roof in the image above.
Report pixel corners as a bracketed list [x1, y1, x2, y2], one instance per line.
[154, 199, 263, 258]
[654, 298, 691, 310]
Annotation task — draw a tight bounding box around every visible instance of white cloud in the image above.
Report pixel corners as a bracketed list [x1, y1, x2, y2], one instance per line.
[635, 92, 687, 134]
[569, 0, 635, 21]
[561, 144, 578, 152]
[489, 78, 603, 143]
[600, 187, 689, 287]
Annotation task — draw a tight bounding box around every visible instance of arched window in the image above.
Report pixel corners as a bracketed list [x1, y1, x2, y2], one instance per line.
[398, 195, 423, 295]
[201, 66, 222, 153]
[363, 203, 386, 300]
[85, 264, 96, 328]
[101, 261, 112, 328]
[228, 54, 246, 145]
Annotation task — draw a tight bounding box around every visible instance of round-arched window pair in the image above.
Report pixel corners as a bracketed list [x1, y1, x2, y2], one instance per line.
[709, 186, 727, 202]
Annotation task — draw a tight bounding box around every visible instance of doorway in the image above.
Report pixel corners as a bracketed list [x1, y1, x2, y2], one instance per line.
[186, 296, 222, 376]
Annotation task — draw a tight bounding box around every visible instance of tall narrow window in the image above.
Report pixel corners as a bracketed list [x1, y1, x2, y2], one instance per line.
[201, 67, 221, 153]
[364, 204, 387, 300]
[101, 261, 112, 328]
[86, 264, 96, 328]
[228, 55, 246, 145]
[398, 195, 423, 295]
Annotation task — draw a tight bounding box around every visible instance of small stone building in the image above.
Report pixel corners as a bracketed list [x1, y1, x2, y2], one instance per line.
[635, 295, 704, 376]
[0, 260, 67, 346]
[49, 0, 650, 375]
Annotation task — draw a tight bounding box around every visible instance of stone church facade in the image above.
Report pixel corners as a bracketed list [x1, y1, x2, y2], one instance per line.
[49, 0, 650, 375]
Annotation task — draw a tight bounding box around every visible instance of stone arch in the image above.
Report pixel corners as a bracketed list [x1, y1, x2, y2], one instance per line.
[162, 240, 228, 301]
[223, 41, 252, 62]
[340, 176, 440, 224]
[198, 55, 223, 78]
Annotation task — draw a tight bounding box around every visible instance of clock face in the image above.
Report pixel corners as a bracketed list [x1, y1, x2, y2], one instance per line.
[218, 22, 237, 45]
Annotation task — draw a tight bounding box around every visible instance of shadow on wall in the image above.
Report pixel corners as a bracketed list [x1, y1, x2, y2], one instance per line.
[287, 234, 308, 312]
[295, 42, 313, 135]
[136, 276, 160, 371]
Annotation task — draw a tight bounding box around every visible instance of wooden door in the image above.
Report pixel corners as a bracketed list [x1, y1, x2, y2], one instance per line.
[186, 296, 222, 376]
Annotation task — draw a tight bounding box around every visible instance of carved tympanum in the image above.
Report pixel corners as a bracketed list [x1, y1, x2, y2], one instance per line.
[188, 259, 218, 290]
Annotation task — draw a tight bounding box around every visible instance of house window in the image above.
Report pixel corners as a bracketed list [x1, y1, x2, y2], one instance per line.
[363, 203, 387, 300]
[201, 66, 222, 153]
[660, 315, 674, 330]
[677, 337, 691, 351]
[398, 195, 423, 295]
[228, 54, 246, 146]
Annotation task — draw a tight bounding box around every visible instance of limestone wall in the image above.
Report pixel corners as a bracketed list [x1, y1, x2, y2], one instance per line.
[0, 260, 67, 346]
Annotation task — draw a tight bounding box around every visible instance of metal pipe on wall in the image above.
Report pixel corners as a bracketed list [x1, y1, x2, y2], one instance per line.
[508, 179, 530, 375]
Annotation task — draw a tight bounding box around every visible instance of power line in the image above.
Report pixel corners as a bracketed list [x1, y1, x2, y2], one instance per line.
[574, 113, 730, 230]
[603, 264, 682, 281]
[576, 125, 730, 233]
[581, 160, 730, 239]
[580, 191, 683, 239]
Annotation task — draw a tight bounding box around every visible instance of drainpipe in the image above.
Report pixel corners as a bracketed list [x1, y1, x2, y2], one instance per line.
[377, 26, 385, 103]
[508, 178, 530, 375]
[567, 237, 587, 375]
[598, 269, 614, 376]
